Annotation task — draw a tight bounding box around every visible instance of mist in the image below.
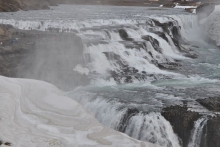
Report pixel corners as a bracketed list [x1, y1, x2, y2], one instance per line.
[17, 32, 90, 90]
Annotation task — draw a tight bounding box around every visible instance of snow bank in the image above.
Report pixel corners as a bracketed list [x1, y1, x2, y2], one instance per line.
[0, 76, 157, 147]
[202, 5, 220, 46]
[174, 5, 197, 9]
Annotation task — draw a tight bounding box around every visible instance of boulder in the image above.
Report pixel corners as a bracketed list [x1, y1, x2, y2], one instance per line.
[162, 105, 201, 147]
[118, 29, 133, 41]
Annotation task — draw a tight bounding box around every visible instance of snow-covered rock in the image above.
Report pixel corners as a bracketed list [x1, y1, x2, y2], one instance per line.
[0, 76, 157, 147]
[202, 5, 220, 46]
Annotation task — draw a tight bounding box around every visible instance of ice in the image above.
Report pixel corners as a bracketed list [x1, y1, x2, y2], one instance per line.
[0, 76, 157, 147]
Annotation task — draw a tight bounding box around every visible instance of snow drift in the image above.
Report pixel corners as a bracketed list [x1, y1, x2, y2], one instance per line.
[0, 76, 157, 147]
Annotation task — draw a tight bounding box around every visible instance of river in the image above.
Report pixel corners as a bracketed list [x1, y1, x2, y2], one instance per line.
[0, 4, 220, 147]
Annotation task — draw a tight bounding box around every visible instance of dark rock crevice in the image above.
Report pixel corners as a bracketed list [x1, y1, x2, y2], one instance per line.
[161, 105, 201, 147]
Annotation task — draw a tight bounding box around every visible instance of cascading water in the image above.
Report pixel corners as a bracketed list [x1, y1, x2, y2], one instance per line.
[187, 118, 208, 147]
[68, 90, 181, 147]
[1, 4, 220, 147]
[0, 10, 198, 82]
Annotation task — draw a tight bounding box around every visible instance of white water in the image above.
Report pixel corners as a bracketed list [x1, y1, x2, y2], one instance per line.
[85, 42, 175, 75]
[0, 5, 202, 83]
[124, 112, 180, 147]
[0, 5, 218, 147]
[188, 118, 208, 147]
[68, 90, 180, 147]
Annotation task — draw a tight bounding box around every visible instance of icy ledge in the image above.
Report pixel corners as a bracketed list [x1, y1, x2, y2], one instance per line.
[202, 5, 220, 46]
[0, 76, 157, 147]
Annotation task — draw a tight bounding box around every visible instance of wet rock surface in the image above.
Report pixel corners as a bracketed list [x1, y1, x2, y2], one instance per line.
[162, 105, 201, 147]
[197, 97, 220, 112]
[0, 0, 54, 12]
[161, 102, 220, 147]
[204, 116, 220, 147]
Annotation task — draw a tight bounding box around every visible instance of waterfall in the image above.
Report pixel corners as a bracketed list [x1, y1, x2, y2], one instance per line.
[0, 6, 211, 147]
[68, 91, 181, 147]
[187, 117, 208, 147]
[0, 13, 200, 84]
[123, 112, 181, 147]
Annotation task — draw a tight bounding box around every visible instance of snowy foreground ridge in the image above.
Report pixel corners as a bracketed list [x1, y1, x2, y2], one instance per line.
[0, 76, 157, 147]
[204, 5, 220, 46]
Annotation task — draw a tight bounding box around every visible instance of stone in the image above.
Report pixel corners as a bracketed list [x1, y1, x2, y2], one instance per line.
[162, 105, 201, 147]
[0, 27, 5, 36]
[197, 97, 220, 112]
[4, 142, 11, 146]
[204, 116, 220, 147]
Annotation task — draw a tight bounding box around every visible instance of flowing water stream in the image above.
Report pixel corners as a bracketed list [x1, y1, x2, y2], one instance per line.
[1, 4, 220, 147]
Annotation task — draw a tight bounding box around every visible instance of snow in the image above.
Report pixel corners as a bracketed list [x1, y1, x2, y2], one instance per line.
[174, 5, 197, 9]
[0, 76, 157, 147]
[202, 5, 220, 46]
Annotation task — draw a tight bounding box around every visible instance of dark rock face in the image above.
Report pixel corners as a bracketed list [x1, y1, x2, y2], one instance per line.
[162, 103, 220, 147]
[197, 97, 220, 112]
[196, 97, 220, 147]
[204, 116, 220, 147]
[0, 0, 21, 12]
[118, 29, 133, 41]
[161, 105, 201, 147]
[196, 3, 215, 20]
[184, 53, 199, 59]
[148, 19, 187, 51]
[0, 0, 61, 12]
[142, 35, 162, 53]
[158, 62, 181, 70]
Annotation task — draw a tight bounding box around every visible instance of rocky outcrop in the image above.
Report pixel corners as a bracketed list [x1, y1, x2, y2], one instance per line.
[161, 103, 220, 147]
[204, 116, 220, 147]
[161, 105, 201, 147]
[0, 0, 58, 12]
[196, 97, 220, 146]
[0, 0, 21, 12]
[118, 29, 133, 41]
[197, 97, 220, 112]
